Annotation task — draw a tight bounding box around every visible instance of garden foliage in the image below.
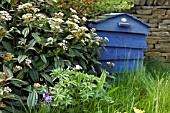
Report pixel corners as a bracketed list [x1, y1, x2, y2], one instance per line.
[60, 0, 135, 18]
[0, 0, 108, 110]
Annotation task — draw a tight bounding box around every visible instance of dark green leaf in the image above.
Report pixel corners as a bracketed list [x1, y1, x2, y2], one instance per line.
[40, 73, 53, 85]
[16, 67, 29, 79]
[2, 41, 14, 53]
[27, 39, 36, 50]
[40, 54, 47, 64]
[29, 69, 39, 82]
[54, 57, 64, 68]
[32, 32, 41, 43]
[22, 27, 29, 38]
[3, 66, 13, 77]
[27, 91, 38, 108]
[18, 55, 27, 63]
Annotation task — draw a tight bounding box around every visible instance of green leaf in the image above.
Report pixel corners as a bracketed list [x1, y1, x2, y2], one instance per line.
[65, 35, 74, 39]
[18, 55, 27, 63]
[16, 67, 29, 79]
[32, 32, 41, 43]
[54, 57, 64, 68]
[40, 73, 53, 85]
[29, 69, 39, 82]
[27, 91, 38, 108]
[3, 66, 13, 77]
[40, 54, 47, 64]
[27, 39, 36, 50]
[106, 87, 119, 95]
[6, 0, 11, 3]
[91, 59, 101, 65]
[22, 27, 29, 38]
[97, 70, 106, 91]
[2, 41, 14, 53]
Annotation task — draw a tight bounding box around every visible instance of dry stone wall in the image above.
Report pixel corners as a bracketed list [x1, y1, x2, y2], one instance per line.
[125, 0, 170, 62]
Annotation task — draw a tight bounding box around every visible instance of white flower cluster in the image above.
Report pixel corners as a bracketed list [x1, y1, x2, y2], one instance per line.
[0, 11, 12, 21]
[38, 0, 44, 2]
[54, 12, 64, 18]
[36, 13, 46, 20]
[45, 37, 54, 46]
[52, 0, 58, 3]
[58, 40, 68, 50]
[34, 83, 41, 89]
[104, 37, 109, 42]
[48, 12, 64, 33]
[22, 13, 32, 19]
[0, 87, 12, 96]
[25, 58, 31, 65]
[17, 3, 33, 11]
[107, 62, 115, 67]
[70, 8, 77, 14]
[15, 65, 22, 70]
[31, 8, 40, 13]
[66, 20, 79, 29]
[73, 65, 82, 71]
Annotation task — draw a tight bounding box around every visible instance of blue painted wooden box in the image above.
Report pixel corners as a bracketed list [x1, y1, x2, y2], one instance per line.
[88, 13, 150, 73]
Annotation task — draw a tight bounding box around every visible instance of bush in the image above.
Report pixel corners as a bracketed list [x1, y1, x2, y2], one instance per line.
[30, 69, 113, 113]
[0, 0, 107, 110]
[57, 0, 135, 18]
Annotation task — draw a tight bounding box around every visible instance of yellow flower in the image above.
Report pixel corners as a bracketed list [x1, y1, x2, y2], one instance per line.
[133, 107, 145, 113]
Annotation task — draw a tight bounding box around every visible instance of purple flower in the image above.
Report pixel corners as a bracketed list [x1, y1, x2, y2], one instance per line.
[45, 95, 52, 103]
[43, 91, 52, 103]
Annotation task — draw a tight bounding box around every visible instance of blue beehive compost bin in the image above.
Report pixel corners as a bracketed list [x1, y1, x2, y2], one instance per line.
[88, 13, 150, 73]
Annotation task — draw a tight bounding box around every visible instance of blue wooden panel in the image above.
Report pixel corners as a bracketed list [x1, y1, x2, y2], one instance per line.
[97, 31, 148, 48]
[98, 47, 144, 60]
[99, 59, 143, 73]
[88, 14, 150, 35]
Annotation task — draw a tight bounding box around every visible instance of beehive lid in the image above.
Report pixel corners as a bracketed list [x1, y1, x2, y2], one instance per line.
[88, 13, 150, 34]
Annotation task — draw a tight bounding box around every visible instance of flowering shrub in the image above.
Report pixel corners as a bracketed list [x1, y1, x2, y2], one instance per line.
[0, 0, 107, 110]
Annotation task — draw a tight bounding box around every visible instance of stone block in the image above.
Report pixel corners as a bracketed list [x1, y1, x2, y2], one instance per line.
[166, 10, 170, 15]
[165, 56, 170, 62]
[141, 6, 154, 9]
[158, 24, 168, 29]
[152, 9, 166, 15]
[158, 40, 170, 43]
[147, 39, 158, 44]
[132, 14, 153, 18]
[162, 53, 170, 56]
[146, 0, 154, 5]
[135, 0, 141, 5]
[139, 18, 149, 23]
[155, 44, 170, 52]
[149, 19, 162, 24]
[153, 0, 158, 5]
[153, 6, 170, 9]
[150, 28, 165, 32]
[145, 52, 162, 57]
[136, 9, 152, 14]
[147, 44, 155, 49]
[157, 0, 166, 5]
[139, 0, 147, 5]
[146, 23, 158, 28]
[162, 20, 170, 24]
[153, 15, 170, 19]
[151, 32, 170, 36]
